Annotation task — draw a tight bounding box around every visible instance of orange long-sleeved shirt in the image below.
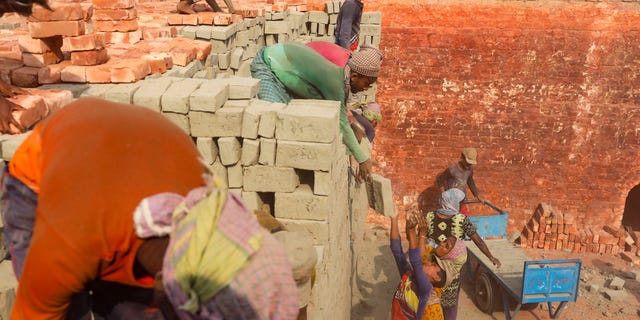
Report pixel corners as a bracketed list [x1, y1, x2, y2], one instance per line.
[10, 98, 204, 319]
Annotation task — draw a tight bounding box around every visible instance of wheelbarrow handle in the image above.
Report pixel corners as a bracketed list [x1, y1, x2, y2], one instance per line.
[483, 200, 506, 214]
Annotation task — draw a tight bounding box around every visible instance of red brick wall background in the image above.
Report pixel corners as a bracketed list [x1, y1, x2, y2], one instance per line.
[316, 0, 640, 232]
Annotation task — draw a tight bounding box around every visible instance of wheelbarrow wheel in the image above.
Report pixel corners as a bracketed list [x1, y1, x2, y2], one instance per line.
[474, 271, 496, 314]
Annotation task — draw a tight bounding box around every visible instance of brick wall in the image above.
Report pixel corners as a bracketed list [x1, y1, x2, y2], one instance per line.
[309, 0, 640, 232]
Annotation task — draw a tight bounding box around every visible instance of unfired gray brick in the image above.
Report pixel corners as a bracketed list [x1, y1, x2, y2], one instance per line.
[217, 136, 241, 165]
[241, 138, 260, 166]
[243, 165, 299, 192]
[243, 43, 259, 60]
[0, 260, 18, 320]
[104, 83, 141, 104]
[279, 218, 328, 246]
[209, 157, 228, 185]
[79, 83, 114, 98]
[241, 191, 263, 212]
[609, 277, 626, 290]
[361, 11, 382, 25]
[325, 1, 334, 14]
[270, 10, 288, 20]
[276, 100, 339, 143]
[210, 40, 229, 55]
[224, 99, 250, 108]
[258, 101, 286, 138]
[161, 78, 204, 114]
[368, 174, 395, 217]
[235, 30, 249, 47]
[359, 24, 381, 35]
[227, 162, 243, 188]
[307, 11, 329, 24]
[329, 14, 337, 25]
[196, 137, 219, 165]
[236, 59, 253, 77]
[264, 20, 289, 34]
[230, 47, 244, 70]
[211, 24, 237, 40]
[603, 289, 628, 301]
[205, 53, 219, 68]
[189, 81, 229, 112]
[179, 25, 197, 39]
[217, 51, 231, 69]
[196, 25, 213, 39]
[259, 137, 276, 165]
[275, 184, 329, 221]
[162, 112, 190, 134]
[276, 140, 335, 171]
[290, 11, 306, 28]
[314, 170, 331, 196]
[242, 103, 260, 139]
[189, 107, 244, 137]
[1, 132, 28, 161]
[133, 77, 176, 112]
[221, 77, 260, 99]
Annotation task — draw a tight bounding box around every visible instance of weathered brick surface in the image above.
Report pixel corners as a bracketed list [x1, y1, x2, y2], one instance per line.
[71, 48, 109, 66]
[366, 1, 640, 233]
[29, 20, 86, 38]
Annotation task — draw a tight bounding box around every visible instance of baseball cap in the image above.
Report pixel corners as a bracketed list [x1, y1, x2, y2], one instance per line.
[462, 147, 478, 165]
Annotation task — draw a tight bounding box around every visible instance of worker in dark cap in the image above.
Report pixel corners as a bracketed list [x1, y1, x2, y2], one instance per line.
[436, 148, 486, 216]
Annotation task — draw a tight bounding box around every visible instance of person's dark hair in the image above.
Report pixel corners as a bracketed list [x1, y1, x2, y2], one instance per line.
[2, 0, 50, 16]
[432, 268, 447, 288]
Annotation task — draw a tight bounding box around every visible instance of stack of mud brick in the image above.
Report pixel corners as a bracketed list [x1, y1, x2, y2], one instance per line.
[168, 10, 264, 78]
[264, 2, 308, 45]
[520, 203, 639, 262]
[68, 76, 351, 318]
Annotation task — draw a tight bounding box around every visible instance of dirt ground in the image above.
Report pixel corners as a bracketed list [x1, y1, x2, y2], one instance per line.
[352, 213, 640, 320]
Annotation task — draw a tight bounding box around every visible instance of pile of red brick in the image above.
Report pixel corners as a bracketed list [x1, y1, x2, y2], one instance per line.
[0, 0, 258, 87]
[520, 202, 640, 264]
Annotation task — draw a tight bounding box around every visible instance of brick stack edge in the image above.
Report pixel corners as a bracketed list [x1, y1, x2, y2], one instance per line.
[520, 202, 640, 263]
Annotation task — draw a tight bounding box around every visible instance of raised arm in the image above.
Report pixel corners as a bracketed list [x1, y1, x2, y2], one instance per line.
[390, 214, 410, 277]
[407, 211, 433, 297]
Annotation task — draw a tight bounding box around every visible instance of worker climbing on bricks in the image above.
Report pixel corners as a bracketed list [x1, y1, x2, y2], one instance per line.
[3, 98, 299, 319]
[250, 42, 384, 183]
[436, 147, 486, 216]
[177, 0, 234, 14]
[0, 0, 51, 134]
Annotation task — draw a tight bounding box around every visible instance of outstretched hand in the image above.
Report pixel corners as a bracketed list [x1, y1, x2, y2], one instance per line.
[358, 159, 373, 183]
[490, 257, 501, 268]
[0, 97, 24, 134]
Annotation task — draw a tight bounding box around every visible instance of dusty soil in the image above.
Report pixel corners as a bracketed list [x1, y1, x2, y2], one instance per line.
[352, 213, 640, 320]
